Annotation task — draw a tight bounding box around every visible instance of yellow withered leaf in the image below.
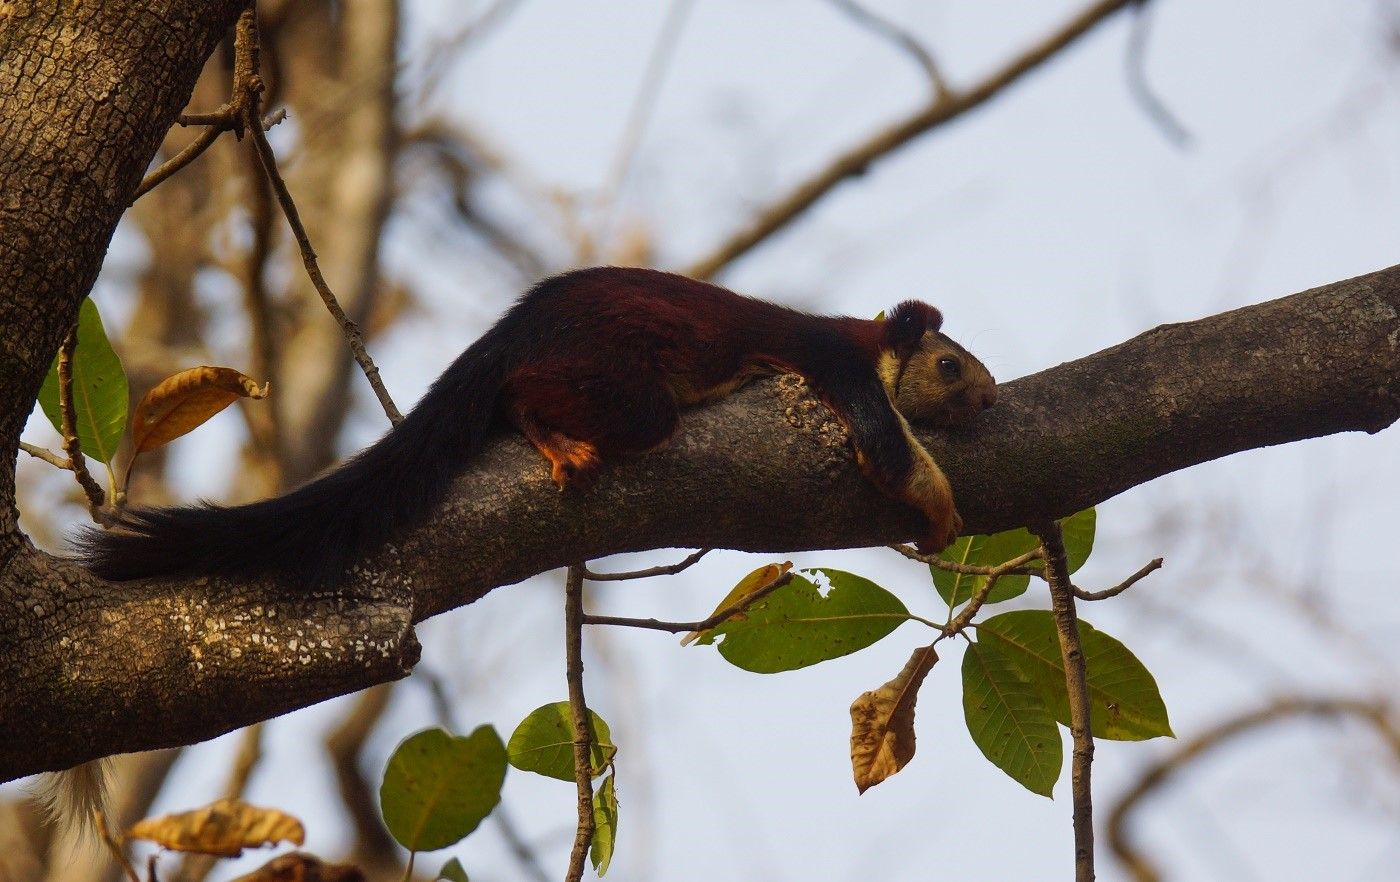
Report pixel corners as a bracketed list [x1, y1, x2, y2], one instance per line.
[850, 644, 938, 793]
[127, 798, 305, 857]
[132, 366, 270, 453]
[680, 561, 792, 646]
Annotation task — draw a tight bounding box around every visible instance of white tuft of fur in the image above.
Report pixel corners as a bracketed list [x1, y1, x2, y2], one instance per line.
[32, 759, 112, 841]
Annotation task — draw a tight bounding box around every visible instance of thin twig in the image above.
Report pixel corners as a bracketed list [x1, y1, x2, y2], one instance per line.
[1124, 0, 1192, 149]
[492, 802, 555, 882]
[686, 0, 1136, 279]
[582, 548, 711, 581]
[178, 722, 265, 882]
[133, 110, 285, 204]
[56, 323, 108, 514]
[564, 564, 596, 882]
[18, 441, 70, 470]
[599, 0, 698, 253]
[1107, 698, 1400, 882]
[942, 548, 1044, 637]
[238, 135, 288, 484]
[583, 572, 796, 633]
[821, 0, 949, 99]
[1073, 557, 1162, 601]
[326, 684, 400, 873]
[416, 0, 529, 102]
[1035, 520, 1095, 882]
[94, 811, 141, 882]
[234, 10, 404, 426]
[132, 125, 222, 202]
[889, 542, 1043, 577]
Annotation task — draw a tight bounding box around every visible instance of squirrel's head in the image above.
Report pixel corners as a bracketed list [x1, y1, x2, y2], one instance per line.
[879, 300, 997, 427]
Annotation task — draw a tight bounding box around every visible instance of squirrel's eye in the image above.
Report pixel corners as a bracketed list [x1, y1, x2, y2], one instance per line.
[937, 357, 962, 381]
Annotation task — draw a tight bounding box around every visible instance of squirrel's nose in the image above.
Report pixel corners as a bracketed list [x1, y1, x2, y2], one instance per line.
[977, 384, 997, 411]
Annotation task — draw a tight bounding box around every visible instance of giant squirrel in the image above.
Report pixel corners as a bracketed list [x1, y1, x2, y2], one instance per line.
[78, 267, 996, 585]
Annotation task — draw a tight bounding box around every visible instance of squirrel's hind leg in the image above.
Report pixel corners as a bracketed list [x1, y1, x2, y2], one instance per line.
[505, 360, 680, 490]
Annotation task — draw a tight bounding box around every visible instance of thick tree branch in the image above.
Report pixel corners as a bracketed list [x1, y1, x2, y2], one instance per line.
[2, 264, 1396, 782]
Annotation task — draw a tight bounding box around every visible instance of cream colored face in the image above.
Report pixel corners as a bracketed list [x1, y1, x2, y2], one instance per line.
[884, 331, 996, 426]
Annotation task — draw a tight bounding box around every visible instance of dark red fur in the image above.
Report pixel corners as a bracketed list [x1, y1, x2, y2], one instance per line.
[77, 268, 953, 586]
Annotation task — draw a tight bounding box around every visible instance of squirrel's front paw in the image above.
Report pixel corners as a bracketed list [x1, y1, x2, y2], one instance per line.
[915, 507, 963, 555]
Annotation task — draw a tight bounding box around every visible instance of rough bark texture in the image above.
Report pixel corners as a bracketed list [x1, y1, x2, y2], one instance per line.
[1, 3, 1398, 784]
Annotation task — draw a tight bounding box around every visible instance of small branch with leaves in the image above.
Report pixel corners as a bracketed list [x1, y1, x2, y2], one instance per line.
[133, 5, 402, 427]
[56, 323, 109, 518]
[563, 564, 596, 882]
[1034, 520, 1096, 882]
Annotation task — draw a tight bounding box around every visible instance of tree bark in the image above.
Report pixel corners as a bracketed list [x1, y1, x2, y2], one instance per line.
[1, 4, 1398, 785]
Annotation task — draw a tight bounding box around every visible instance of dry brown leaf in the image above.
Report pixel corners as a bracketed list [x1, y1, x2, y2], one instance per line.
[850, 644, 939, 793]
[127, 798, 304, 857]
[230, 852, 365, 882]
[132, 366, 270, 453]
[680, 561, 792, 646]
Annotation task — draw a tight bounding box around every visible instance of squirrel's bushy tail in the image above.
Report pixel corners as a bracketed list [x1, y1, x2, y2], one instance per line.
[76, 340, 513, 587]
[33, 760, 110, 844]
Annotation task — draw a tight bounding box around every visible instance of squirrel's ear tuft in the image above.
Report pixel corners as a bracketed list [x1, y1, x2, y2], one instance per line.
[883, 300, 943, 355]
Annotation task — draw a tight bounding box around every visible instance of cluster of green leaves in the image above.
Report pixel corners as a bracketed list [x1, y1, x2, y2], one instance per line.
[378, 702, 620, 881]
[688, 508, 1172, 797]
[31, 297, 269, 496]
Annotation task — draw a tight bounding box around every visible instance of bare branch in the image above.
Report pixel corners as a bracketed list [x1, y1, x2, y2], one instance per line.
[821, 0, 949, 99]
[132, 126, 222, 203]
[583, 572, 795, 634]
[235, 12, 404, 427]
[18, 443, 70, 471]
[325, 684, 400, 875]
[890, 542, 1044, 577]
[94, 812, 140, 882]
[177, 723, 265, 882]
[599, 0, 698, 249]
[416, 0, 530, 101]
[1124, 0, 1192, 149]
[492, 803, 554, 882]
[686, 0, 1137, 279]
[582, 548, 710, 581]
[1073, 557, 1162, 601]
[1035, 521, 1095, 882]
[1107, 698, 1400, 882]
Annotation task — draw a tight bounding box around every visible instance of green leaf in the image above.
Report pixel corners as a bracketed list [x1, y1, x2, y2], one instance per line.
[978, 610, 1173, 741]
[962, 639, 1062, 797]
[436, 857, 470, 882]
[1058, 507, 1096, 575]
[37, 297, 129, 465]
[590, 773, 618, 876]
[931, 507, 1097, 607]
[931, 530, 1039, 607]
[709, 569, 911, 673]
[379, 726, 507, 852]
[508, 703, 616, 781]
